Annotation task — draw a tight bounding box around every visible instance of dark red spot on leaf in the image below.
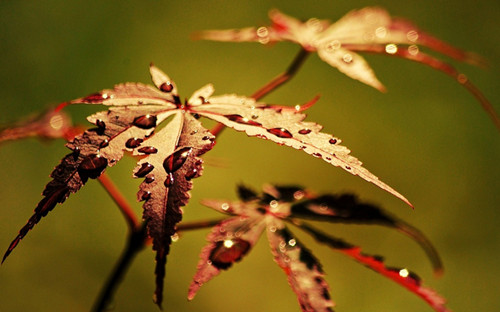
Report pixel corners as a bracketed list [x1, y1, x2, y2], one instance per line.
[78, 154, 108, 179]
[329, 138, 337, 144]
[163, 147, 192, 173]
[224, 114, 262, 126]
[298, 129, 312, 134]
[126, 138, 143, 148]
[133, 115, 157, 129]
[209, 238, 251, 270]
[164, 173, 174, 187]
[82, 93, 105, 103]
[267, 128, 293, 138]
[138, 146, 158, 154]
[135, 163, 154, 178]
[160, 82, 173, 93]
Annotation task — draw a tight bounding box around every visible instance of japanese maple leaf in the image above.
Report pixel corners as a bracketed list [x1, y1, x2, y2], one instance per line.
[2, 65, 410, 308]
[0, 108, 73, 144]
[189, 185, 450, 312]
[196, 7, 499, 129]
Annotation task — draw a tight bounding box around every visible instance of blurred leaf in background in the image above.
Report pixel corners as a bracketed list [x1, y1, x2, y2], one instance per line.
[0, 1, 498, 311]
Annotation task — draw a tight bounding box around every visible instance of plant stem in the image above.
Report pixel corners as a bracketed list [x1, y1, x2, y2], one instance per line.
[98, 173, 140, 231]
[92, 223, 148, 312]
[176, 218, 226, 232]
[209, 48, 310, 136]
[251, 48, 310, 101]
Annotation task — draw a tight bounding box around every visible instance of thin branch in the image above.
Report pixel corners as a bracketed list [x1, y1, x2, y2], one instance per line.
[176, 218, 226, 232]
[92, 223, 148, 312]
[98, 173, 140, 231]
[251, 48, 310, 101]
[209, 48, 311, 137]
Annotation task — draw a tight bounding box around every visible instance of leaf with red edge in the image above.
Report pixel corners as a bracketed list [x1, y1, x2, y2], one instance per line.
[289, 193, 442, 273]
[296, 222, 451, 312]
[194, 94, 411, 206]
[188, 217, 265, 300]
[0, 108, 72, 143]
[199, 184, 448, 312]
[196, 7, 499, 130]
[267, 222, 334, 312]
[135, 112, 215, 306]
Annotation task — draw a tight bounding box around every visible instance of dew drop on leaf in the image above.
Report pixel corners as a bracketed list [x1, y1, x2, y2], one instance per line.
[125, 137, 143, 148]
[138, 146, 158, 154]
[224, 114, 262, 126]
[298, 129, 312, 135]
[163, 147, 192, 173]
[185, 168, 198, 181]
[96, 119, 106, 130]
[164, 173, 174, 187]
[209, 238, 251, 270]
[78, 154, 108, 179]
[135, 163, 154, 178]
[99, 139, 109, 148]
[267, 128, 293, 138]
[133, 115, 157, 129]
[160, 82, 174, 93]
[329, 138, 337, 144]
[141, 191, 151, 201]
[145, 176, 155, 184]
[82, 92, 105, 103]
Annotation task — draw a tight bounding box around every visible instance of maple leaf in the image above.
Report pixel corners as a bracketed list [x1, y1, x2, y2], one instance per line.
[0, 108, 73, 144]
[190, 185, 450, 312]
[195, 7, 499, 129]
[2, 65, 410, 307]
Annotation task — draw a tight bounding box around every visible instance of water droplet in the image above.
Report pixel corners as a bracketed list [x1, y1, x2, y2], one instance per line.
[145, 176, 155, 183]
[385, 44, 398, 54]
[342, 53, 353, 64]
[82, 93, 105, 103]
[96, 119, 106, 130]
[288, 239, 296, 247]
[133, 115, 157, 129]
[267, 128, 293, 138]
[457, 74, 468, 84]
[126, 137, 143, 148]
[406, 30, 419, 42]
[185, 168, 198, 181]
[269, 226, 277, 232]
[69, 148, 80, 162]
[99, 139, 109, 148]
[78, 154, 108, 179]
[375, 26, 387, 38]
[329, 138, 337, 144]
[257, 26, 270, 44]
[224, 114, 262, 126]
[221, 203, 230, 211]
[298, 129, 311, 135]
[255, 134, 268, 140]
[164, 173, 174, 187]
[408, 45, 419, 56]
[325, 40, 341, 52]
[209, 238, 251, 270]
[160, 82, 173, 93]
[171, 233, 179, 242]
[163, 147, 192, 173]
[135, 163, 154, 178]
[138, 146, 158, 154]
[312, 152, 322, 158]
[141, 191, 151, 201]
[293, 190, 305, 200]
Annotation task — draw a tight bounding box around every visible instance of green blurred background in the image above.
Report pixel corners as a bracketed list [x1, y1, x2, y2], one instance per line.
[0, 1, 498, 311]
